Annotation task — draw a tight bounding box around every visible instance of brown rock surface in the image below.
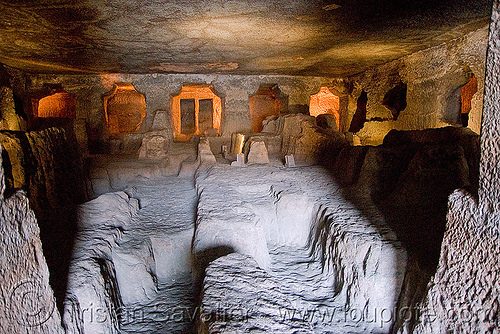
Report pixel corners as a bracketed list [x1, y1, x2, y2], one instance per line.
[0, 1, 491, 77]
[262, 113, 347, 163]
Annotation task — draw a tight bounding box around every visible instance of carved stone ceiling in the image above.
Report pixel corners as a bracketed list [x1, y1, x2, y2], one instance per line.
[0, 0, 493, 77]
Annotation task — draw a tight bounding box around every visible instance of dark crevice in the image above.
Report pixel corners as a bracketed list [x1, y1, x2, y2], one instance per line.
[13, 95, 27, 120]
[349, 90, 368, 133]
[96, 258, 124, 316]
[382, 81, 407, 120]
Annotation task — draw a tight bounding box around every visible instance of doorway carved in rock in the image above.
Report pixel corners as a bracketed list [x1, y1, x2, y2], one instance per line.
[171, 84, 222, 142]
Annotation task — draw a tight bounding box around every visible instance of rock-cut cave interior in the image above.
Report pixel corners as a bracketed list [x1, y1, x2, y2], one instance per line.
[1, 0, 500, 333]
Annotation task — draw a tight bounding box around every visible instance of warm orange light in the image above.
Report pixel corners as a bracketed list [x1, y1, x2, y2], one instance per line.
[103, 83, 146, 135]
[249, 87, 281, 133]
[461, 75, 478, 114]
[171, 84, 222, 141]
[37, 91, 76, 118]
[309, 86, 340, 129]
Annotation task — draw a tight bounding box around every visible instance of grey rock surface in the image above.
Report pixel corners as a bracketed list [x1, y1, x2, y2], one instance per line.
[64, 191, 139, 334]
[138, 110, 173, 159]
[409, 190, 500, 334]
[0, 145, 64, 333]
[198, 137, 216, 165]
[200, 253, 313, 333]
[246, 140, 270, 164]
[64, 176, 198, 334]
[151, 110, 171, 132]
[480, 0, 500, 212]
[88, 154, 182, 197]
[194, 164, 407, 333]
[138, 130, 171, 160]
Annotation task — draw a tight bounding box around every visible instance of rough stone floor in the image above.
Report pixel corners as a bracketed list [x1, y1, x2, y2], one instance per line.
[73, 162, 404, 333]
[269, 246, 354, 333]
[118, 176, 198, 333]
[196, 164, 405, 333]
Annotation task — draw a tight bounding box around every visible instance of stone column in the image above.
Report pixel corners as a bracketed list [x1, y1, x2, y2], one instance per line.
[0, 86, 22, 131]
[480, 0, 500, 213]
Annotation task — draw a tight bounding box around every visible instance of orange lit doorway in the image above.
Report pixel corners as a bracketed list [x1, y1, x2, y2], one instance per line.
[103, 83, 146, 135]
[172, 84, 222, 141]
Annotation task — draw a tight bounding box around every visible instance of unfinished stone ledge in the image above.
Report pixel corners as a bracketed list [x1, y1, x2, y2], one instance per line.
[64, 191, 140, 333]
[261, 113, 347, 163]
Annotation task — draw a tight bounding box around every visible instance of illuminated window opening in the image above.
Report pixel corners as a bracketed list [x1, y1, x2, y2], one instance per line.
[309, 86, 340, 129]
[103, 83, 146, 135]
[171, 84, 222, 142]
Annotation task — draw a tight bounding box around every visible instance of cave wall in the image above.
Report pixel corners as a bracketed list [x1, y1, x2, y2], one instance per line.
[0, 127, 88, 312]
[344, 26, 488, 145]
[331, 127, 479, 270]
[0, 66, 26, 131]
[7, 71, 342, 152]
[5, 24, 489, 150]
[406, 4, 500, 333]
[410, 190, 500, 333]
[0, 144, 64, 333]
[0, 86, 23, 131]
[1, 127, 87, 216]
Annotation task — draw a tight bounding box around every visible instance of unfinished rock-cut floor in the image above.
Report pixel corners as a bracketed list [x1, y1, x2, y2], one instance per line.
[65, 158, 407, 333]
[196, 164, 406, 333]
[65, 176, 198, 333]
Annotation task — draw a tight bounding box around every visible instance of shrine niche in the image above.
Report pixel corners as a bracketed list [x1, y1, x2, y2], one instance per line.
[103, 83, 146, 135]
[249, 84, 288, 133]
[460, 74, 478, 127]
[33, 90, 76, 119]
[309, 86, 340, 129]
[171, 84, 222, 142]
